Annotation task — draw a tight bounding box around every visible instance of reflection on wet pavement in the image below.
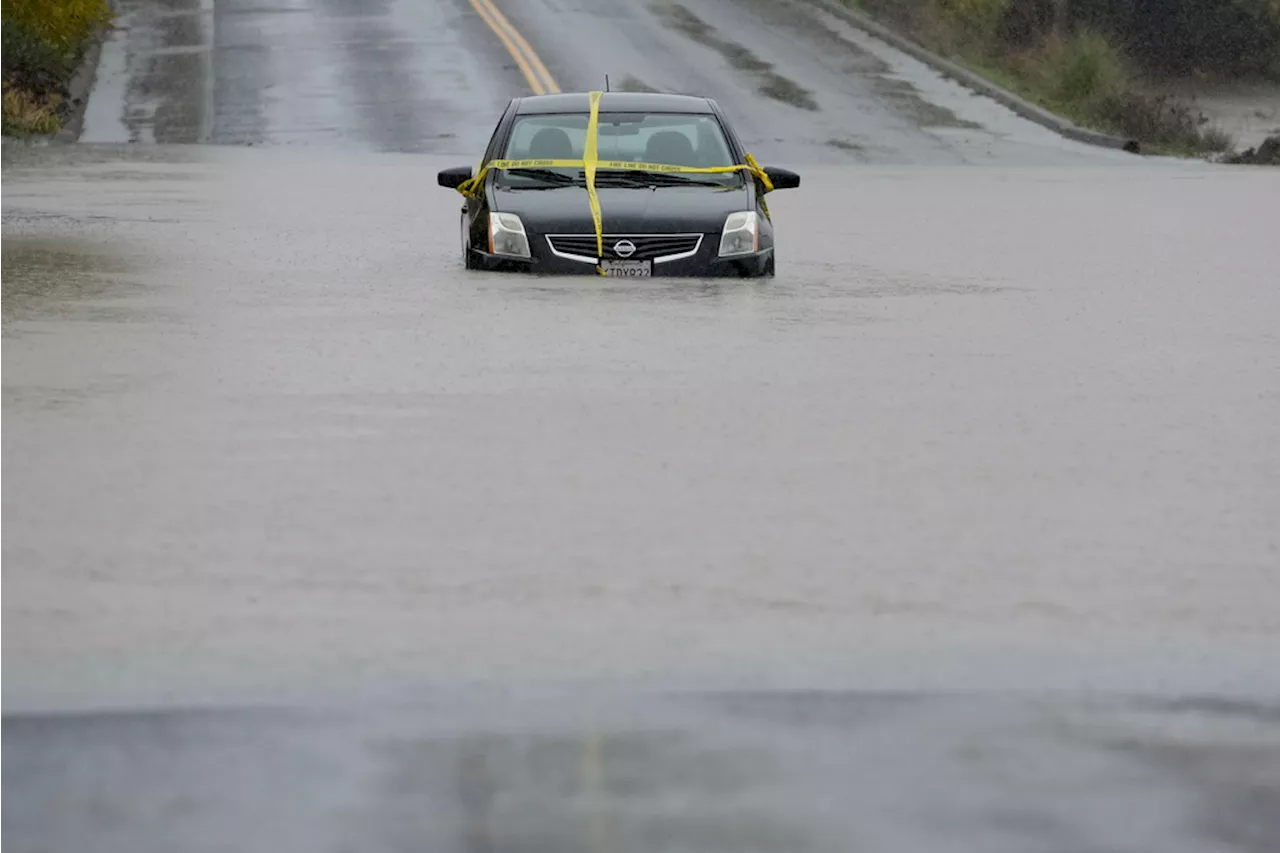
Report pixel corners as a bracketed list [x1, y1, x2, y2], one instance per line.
[2, 237, 134, 325]
[4, 691, 1279, 852]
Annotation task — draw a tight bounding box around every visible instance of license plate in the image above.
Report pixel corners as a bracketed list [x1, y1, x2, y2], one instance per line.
[601, 260, 651, 277]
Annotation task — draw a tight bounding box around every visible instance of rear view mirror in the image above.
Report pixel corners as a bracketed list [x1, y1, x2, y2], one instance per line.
[763, 167, 800, 190]
[438, 166, 473, 189]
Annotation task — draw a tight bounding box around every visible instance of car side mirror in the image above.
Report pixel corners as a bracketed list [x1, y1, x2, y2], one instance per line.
[438, 166, 473, 189]
[763, 167, 800, 190]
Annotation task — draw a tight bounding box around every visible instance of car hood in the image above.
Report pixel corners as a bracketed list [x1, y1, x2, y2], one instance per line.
[491, 184, 750, 234]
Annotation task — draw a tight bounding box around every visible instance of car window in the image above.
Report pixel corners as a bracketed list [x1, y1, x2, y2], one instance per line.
[497, 112, 741, 186]
[481, 100, 514, 164]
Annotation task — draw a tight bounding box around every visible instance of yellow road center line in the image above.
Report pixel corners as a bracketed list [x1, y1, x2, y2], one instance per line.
[471, 0, 560, 95]
[468, 0, 544, 95]
[477, 0, 560, 94]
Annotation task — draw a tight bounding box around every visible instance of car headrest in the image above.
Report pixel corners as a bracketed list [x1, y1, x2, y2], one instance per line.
[644, 131, 695, 166]
[527, 127, 574, 159]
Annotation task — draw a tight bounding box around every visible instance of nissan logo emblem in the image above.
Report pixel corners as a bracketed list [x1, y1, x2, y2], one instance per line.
[612, 240, 637, 258]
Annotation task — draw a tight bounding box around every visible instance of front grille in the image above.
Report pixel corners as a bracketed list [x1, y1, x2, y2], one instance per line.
[545, 233, 703, 263]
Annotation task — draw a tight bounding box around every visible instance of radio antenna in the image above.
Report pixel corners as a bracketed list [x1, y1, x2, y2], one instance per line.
[604, 74, 611, 92]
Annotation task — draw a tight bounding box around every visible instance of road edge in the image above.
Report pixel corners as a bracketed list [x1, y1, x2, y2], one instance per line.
[810, 0, 1141, 154]
[55, 20, 111, 144]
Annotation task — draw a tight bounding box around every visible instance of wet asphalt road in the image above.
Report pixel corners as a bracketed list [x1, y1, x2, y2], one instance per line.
[81, 0, 1133, 163]
[6, 0, 1280, 850]
[6, 691, 1280, 853]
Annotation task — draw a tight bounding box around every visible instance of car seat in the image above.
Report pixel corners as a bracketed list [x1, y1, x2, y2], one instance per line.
[694, 121, 726, 166]
[527, 127, 574, 159]
[643, 131, 696, 165]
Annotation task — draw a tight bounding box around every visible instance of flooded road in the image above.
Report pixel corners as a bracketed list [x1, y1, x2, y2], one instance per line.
[5, 144, 1278, 711]
[5, 0, 1280, 848]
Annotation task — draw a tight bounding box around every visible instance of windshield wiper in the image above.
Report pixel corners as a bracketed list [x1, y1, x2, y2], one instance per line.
[591, 172, 657, 188]
[603, 169, 732, 187]
[504, 168, 581, 186]
[505, 168, 729, 189]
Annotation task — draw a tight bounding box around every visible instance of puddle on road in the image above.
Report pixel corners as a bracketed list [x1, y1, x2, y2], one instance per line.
[1, 237, 136, 328]
[653, 2, 820, 111]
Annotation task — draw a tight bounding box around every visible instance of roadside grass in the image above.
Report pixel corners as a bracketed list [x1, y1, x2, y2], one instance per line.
[844, 0, 1236, 156]
[2, 84, 62, 135]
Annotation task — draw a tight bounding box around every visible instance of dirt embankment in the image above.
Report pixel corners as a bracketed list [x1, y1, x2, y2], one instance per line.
[1225, 135, 1280, 164]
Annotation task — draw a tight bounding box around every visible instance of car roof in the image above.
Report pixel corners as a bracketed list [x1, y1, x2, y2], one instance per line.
[513, 92, 716, 115]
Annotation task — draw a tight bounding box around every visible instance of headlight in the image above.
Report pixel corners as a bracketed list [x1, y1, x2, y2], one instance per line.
[488, 212, 530, 258]
[718, 211, 759, 257]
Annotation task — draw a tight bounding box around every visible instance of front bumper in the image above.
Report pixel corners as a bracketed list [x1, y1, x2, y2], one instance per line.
[467, 241, 772, 277]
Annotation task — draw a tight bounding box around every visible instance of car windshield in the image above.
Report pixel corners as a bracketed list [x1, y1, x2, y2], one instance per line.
[496, 112, 743, 188]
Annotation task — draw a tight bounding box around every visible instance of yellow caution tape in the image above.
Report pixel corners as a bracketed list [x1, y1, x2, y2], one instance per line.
[458, 156, 773, 180]
[584, 90, 604, 273]
[455, 92, 775, 272]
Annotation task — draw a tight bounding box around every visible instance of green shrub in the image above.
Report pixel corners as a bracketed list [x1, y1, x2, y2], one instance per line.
[0, 0, 111, 59]
[2, 21, 74, 97]
[1039, 30, 1126, 104]
[926, 0, 1012, 46]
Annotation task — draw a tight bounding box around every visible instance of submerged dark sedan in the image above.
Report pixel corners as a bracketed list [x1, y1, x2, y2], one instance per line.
[437, 92, 800, 277]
